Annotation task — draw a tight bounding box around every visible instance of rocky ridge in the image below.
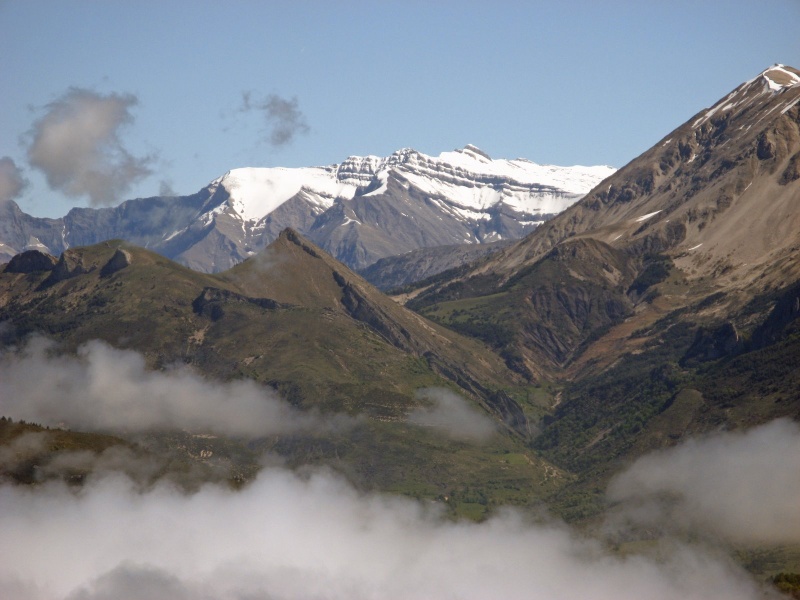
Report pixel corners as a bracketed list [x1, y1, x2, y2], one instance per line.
[0, 146, 614, 273]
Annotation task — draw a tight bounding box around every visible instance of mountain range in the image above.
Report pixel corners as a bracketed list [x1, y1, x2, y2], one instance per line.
[0, 145, 614, 273]
[1, 64, 799, 567]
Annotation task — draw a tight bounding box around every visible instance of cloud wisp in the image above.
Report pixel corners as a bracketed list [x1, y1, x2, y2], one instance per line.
[0, 431, 223, 490]
[25, 88, 154, 206]
[158, 179, 177, 197]
[0, 466, 772, 600]
[0, 337, 348, 437]
[607, 418, 800, 545]
[408, 388, 497, 442]
[0, 156, 27, 204]
[240, 91, 310, 147]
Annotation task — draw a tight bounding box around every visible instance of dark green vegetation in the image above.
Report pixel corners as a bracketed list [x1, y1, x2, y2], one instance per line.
[0, 416, 125, 485]
[256, 420, 566, 520]
[772, 573, 800, 599]
[412, 238, 637, 380]
[0, 417, 226, 490]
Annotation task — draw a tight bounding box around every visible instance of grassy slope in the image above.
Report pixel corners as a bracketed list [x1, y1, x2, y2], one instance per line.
[0, 236, 508, 412]
[0, 236, 567, 514]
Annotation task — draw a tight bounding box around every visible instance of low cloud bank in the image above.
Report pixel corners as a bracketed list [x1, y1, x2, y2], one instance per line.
[0, 339, 793, 598]
[408, 388, 497, 441]
[0, 466, 771, 600]
[0, 337, 348, 437]
[608, 418, 800, 545]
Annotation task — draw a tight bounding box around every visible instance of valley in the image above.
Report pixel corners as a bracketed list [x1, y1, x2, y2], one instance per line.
[1, 63, 800, 597]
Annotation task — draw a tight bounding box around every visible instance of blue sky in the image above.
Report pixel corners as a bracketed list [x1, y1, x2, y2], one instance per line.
[1, 0, 798, 217]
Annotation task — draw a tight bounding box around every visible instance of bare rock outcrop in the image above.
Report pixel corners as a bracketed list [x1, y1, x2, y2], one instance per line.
[3, 250, 57, 274]
[100, 248, 132, 277]
[41, 250, 96, 287]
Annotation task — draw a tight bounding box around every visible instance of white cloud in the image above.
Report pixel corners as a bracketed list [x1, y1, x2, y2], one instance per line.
[0, 467, 770, 600]
[408, 388, 497, 441]
[607, 418, 800, 545]
[240, 92, 309, 147]
[26, 88, 153, 206]
[0, 347, 791, 600]
[0, 156, 26, 204]
[0, 337, 349, 437]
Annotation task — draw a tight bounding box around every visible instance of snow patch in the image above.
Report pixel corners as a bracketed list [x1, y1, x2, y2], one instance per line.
[362, 170, 389, 197]
[24, 237, 50, 252]
[219, 167, 351, 222]
[781, 96, 800, 115]
[693, 89, 739, 128]
[634, 210, 662, 223]
[763, 64, 800, 91]
[692, 65, 799, 129]
[163, 228, 184, 242]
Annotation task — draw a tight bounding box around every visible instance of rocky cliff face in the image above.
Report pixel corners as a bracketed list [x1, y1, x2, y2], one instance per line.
[3, 249, 57, 274]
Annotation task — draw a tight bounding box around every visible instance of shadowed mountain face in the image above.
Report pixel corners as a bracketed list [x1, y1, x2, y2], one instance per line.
[357, 239, 514, 291]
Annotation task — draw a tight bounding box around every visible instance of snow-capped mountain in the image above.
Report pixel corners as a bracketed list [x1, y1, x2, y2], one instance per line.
[213, 145, 611, 223]
[0, 146, 614, 272]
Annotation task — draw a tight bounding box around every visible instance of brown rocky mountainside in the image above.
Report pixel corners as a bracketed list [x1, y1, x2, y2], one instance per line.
[470, 64, 800, 289]
[407, 64, 800, 380]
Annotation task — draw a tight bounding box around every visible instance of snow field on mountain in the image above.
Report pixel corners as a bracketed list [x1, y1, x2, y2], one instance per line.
[213, 146, 615, 224]
[217, 167, 354, 222]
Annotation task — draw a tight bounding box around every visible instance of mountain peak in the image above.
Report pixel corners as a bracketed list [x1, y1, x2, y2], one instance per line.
[759, 64, 800, 92]
[206, 148, 613, 230]
[691, 63, 800, 130]
[457, 144, 492, 161]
